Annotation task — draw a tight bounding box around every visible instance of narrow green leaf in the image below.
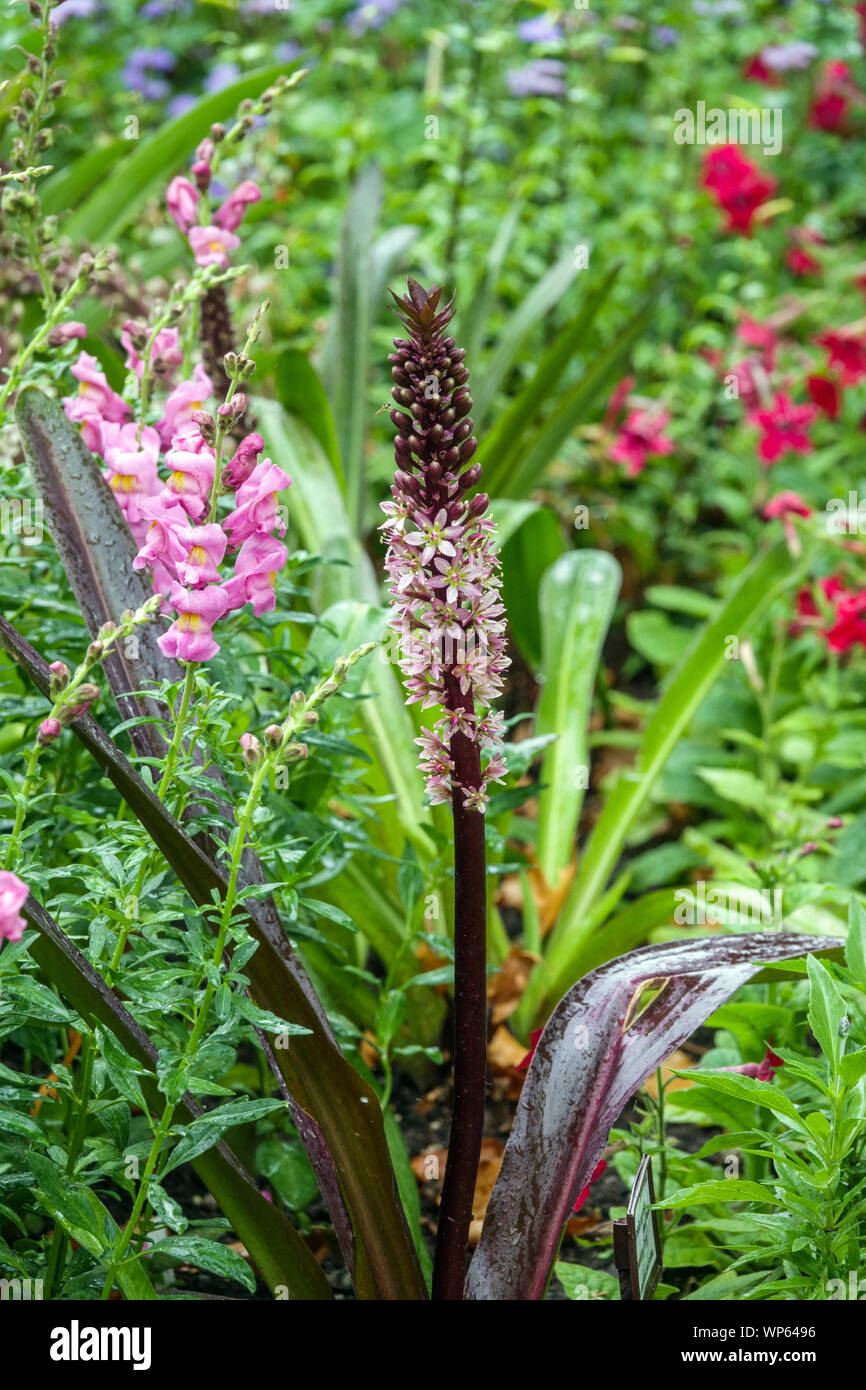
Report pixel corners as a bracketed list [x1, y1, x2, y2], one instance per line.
[535, 550, 621, 885]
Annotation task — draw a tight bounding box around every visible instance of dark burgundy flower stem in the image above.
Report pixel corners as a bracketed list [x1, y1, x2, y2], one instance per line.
[433, 681, 487, 1301]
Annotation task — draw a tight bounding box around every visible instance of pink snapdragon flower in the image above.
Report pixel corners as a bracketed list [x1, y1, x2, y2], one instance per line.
[174, 522, 228, 586]
[133, 493, 189, 593]
[63, 353, 131, 452]
[166, 175, 200, 233]
[188, 225, 241, 269]
[0, 871, 28, 947]
[121, 324, 184, 381]
[223, 460, 290, 545]
[164, 435, 216, 520]
[158, 582, 231, 662]
[213, 180, 262, 232]
[102, 423, 162, 541]
[157, 365, 213, 446]
[224, 533, 288, 615]
[222, 432, 264, 491]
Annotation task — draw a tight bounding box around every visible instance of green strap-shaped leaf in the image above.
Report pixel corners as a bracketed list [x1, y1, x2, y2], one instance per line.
[471, 250, 579, 430]
[486, 294, 658, 500]
[475, 263, 621, 491]
[520, 538, 805, 1026]
[534, 550, 621, 885]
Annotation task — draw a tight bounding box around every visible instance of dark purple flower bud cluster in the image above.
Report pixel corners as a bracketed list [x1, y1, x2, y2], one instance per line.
[381, 279, 509, 813]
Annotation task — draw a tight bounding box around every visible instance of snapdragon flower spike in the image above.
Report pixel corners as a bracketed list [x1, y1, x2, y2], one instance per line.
[381, 279, 509, 813]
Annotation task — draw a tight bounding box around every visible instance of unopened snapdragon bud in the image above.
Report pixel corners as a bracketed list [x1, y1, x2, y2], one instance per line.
[280, 742, 308, 764]
[60, 683, 100, 724]
[264, 724, 283, 747]
[37, 717, 62, 747]
[193, 409, 216, 445]
[240, 732, 263, 768]
[48, 661, 70, 697]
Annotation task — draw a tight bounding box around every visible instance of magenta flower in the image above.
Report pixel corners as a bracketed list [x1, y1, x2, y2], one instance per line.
[223, 460, 290, 545]
[188, 224, 241, 269]
[609, 407, 674, 476]
[157, 365, 213, 446]
[166, 175, 200, 233]
[213, 180, 262, 232]
[381, 280, 509, 812]
[174, 522, 228, 586]
[158, 582, 231, 661]
[224, 533, 288, 615]
[748, 393, 817, 464]
[720, 1044, 784, 1083]
[0, 871, 28, 947]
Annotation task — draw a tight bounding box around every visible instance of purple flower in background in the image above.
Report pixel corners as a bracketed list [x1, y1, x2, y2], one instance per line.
[167, 94, 198, 119]
[122, 47, 176, 101]
[204, 62, 241, 94]
[346, 0, 406, 34]
[242, 0, 294, 11]
[761, 41, 818, 71]
[506, 59, 566, 98]
[53, 0, 100, 22]
[275, 41, 302, 63]
[693, 0, 743, 13]
[516, 15, 562, 43]
[653, 25, 680, 46]
[140, 0, 191, 16]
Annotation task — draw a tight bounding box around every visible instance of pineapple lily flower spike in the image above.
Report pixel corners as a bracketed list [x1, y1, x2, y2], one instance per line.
[381, 278, 509, 1299]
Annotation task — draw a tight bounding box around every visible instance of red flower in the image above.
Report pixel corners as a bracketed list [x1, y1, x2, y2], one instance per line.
[786, 227, 823, 278]
[807, 374, 841, 418]
[701, 146, 777, 236]
[795, 577, 866, 654]
[748, 393, 817, 464]
[573, 1159, 607, 1214]
[603, 375, 636, 428]
[609, 407, 674, 477]
[763, 491, 811, 521]
[810, 60, 863, 132]
[743, 53, 782, 86]
[825, 590, 866, 653]
[816, 327, 866, 385]
[737, 314, 777, 368]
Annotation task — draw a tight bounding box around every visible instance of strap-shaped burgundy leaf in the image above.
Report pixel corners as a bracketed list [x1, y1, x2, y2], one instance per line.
[16, 386, 178, 761]
[466, 933, 842, 1301]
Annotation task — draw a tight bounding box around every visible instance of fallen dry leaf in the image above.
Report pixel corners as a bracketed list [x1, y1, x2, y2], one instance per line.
[487, 1023, 531, 1073]
[643, 1048, 696, 1097]
[488, 947, 541, 1024]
